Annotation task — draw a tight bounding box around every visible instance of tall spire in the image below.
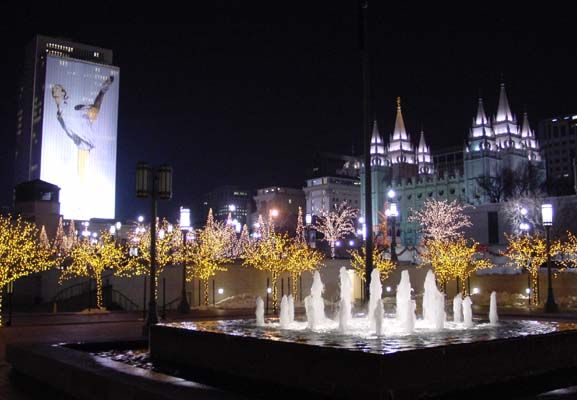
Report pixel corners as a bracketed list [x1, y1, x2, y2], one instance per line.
[475, 97, 489, 126]
[416, 129, 434, 175]
[392, 96, 409, 141]
[520, 112, 541, 161]
[495, 82, 514, 123]
[388, 97, 415, 164]
[369, 120, 386, 166]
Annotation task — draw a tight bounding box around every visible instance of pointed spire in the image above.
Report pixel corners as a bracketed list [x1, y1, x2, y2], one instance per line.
[475, 97, 489, 126]
[392, 96, 408, 141]
[370, 119, 386, 166]
[416, 129, 434, 175]
[520, 112, 534, 138]
[496, 82, 514, 122]
[418, 130, 427, 152]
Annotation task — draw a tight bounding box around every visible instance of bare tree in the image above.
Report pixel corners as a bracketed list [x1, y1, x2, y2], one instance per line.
[408, 199, 472, 243]
[314, 202, 358, 258]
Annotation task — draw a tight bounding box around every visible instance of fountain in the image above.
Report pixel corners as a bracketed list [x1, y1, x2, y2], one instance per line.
[374, 299, 384, 336]
[149, 268, 577, 399]
[338, 267, 352, 332]
[279, 295, 290, 328]
[396, 270, 415, 333]
[288, 294, 295, 323]
[489, 291, 498, 325]
[368, 268, 382, 328]
[463, 295, 473, 328]
[305, 270, 325, 330]
[423, 270, 445, 330]
[453, 293, 462, 323]
[255, 296, 264, 326]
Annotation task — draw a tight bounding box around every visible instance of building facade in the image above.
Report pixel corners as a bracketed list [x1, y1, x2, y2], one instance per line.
[201, 185, 252, 227]
[362, 85, 545, 246]
[14, 35, 119, 220]
[252, 187, 305, 233]
[537, 114, 577, 196]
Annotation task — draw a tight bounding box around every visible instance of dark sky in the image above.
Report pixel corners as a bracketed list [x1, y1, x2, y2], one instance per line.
[1, 4, 576, 221]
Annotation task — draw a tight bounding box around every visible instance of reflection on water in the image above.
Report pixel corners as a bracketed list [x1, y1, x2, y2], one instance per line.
[161, 317, 577, 355]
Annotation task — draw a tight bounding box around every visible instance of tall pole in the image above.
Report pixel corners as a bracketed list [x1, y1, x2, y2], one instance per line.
[390, 214, 398, 261]
[360, 0, 373, 304]
[145, 172, 159, 330]
[178, 230, 190, 313]
[545, 225, 558, 312]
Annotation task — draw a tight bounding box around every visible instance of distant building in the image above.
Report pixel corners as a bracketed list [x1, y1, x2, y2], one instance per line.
[14, 35, 119, 220]
[362, 84, 545, 246]
[201, 185, 252, 227]
[303, 176, 360, 217]
[308, 152, 361, 179]
[252, 187, 305, 233]
[14, 179, 61, 237]
[537, 114, 577, 196]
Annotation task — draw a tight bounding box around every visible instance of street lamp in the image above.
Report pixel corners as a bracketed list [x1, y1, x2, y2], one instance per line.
[136, 162, 173, 331]
[542, 203, 558, 312]
[385, 190, 398, 262]
[178, 207, 191, 314]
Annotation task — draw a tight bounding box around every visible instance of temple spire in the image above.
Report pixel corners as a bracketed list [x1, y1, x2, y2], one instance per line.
[496, 82, 514, 122]
[416, 129, 434, 175]
[475, 97, 489, 126]
[392, 97, 408, 141]
[369, 119, 386, 166]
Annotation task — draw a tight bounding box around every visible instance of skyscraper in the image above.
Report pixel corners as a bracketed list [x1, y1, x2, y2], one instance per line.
[14, 35, 119, 220]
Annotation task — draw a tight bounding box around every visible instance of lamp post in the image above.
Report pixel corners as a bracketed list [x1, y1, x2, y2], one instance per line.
[305, 213, 313, 247]
[386, 189, 398, 262]
[136, 162, 173, 332]
[178, 207, 191, 314]
[542, 203, 558, 313]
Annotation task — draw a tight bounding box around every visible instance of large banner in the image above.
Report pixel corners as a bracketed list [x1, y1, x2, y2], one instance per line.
[41, 56, 119, 220]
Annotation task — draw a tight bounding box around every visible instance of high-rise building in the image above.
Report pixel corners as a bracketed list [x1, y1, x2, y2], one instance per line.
[537, 114, 577, 196]
[252, 187, 305, 233]
[14, 35, 119, 220]
[201, 185, 252, 227]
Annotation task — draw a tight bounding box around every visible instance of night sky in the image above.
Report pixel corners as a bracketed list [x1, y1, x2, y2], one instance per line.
[1, 5, 576, 221]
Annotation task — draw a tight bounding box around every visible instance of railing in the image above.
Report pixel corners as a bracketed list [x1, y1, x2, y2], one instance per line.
[51, 274, 139, 312]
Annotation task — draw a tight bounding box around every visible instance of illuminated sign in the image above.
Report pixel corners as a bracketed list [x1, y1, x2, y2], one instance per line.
[41, 56, 119, 220]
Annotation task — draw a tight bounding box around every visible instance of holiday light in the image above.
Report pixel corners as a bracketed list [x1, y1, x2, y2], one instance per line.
[314, 202, 358, 258]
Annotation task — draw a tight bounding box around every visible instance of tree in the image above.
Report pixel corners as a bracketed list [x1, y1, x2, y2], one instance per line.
[295, 207, 305, 243]
[350, 246, 396, 283]
[286, 240, 323, 300]
[504, 233, 561, 305]
[422, 238, 492, 295]
[61, 231, 124, 309]
[376, 203, 390, 250]
[408, 199, 472, 243]
[53, 217, 66, 253]
[180, 211, 232, 306]
[116, 218, 180, 299]
[234, 224, 250, 258]
[0, 215, 54, 325]
[502, 194, 545, 236]
[314, 202, 358, 258]
[39, 225, 50, 249]
[243, 231, 292, 312]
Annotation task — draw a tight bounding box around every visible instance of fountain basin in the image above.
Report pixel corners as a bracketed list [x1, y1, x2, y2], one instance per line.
[150, 319, 577, 399]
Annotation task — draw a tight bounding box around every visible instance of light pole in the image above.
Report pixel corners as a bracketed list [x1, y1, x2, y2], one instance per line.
[178, 207, 191, 314]
[542, 203, 558, 313]
[385, 189, 398, 262]
[305, 213, 313, 247]
[136, 162, 173, 332]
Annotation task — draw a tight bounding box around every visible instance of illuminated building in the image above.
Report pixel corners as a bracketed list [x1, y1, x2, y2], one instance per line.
[14, 35, 119, 220]
[362, 84, 545, 246]
[201, 185, 251, 226]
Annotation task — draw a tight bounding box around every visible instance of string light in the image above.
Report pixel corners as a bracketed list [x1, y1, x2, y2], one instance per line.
[349, 246, 396, 282]
[314, 202, 358, 258]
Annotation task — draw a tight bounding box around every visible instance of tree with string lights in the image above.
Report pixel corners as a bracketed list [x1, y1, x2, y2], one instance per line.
[116, 218, 180, 299]
[60, 231, 124, 310]
[0, 215, 55, 325]
[286, 239, 323, 300]
[350, 246, 396, 283]
[314, 202, 358, 258]
[408, 199, 472, 243]
[504, 233, 561, 305]
[180, 210, 232, 306]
